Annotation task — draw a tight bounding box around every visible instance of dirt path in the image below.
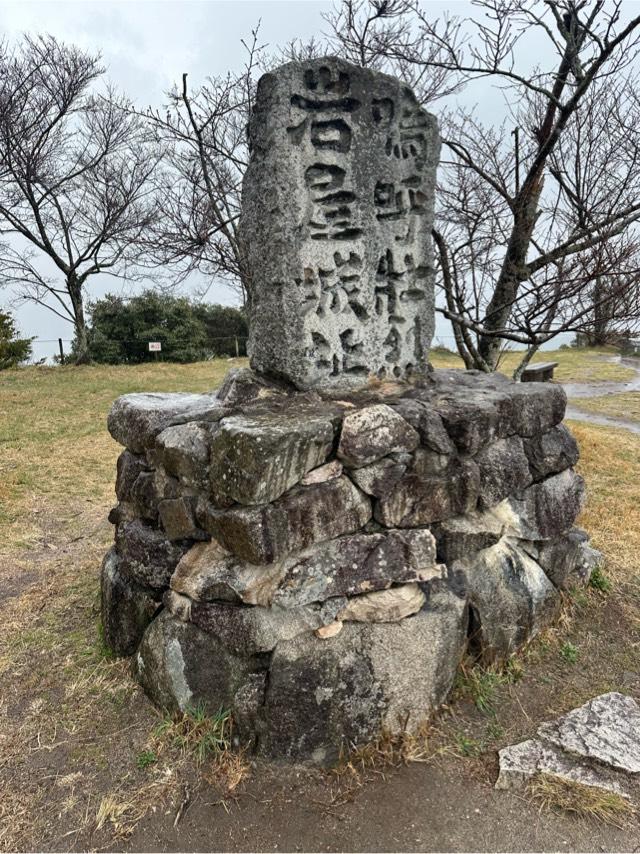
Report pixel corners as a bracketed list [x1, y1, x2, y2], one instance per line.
[563, 355, 640, 433]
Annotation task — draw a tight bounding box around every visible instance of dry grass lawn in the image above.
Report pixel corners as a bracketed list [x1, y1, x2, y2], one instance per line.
[568, 392, 640, 425]
[430, 345, 636, 383]
[0, 354, 639, 850]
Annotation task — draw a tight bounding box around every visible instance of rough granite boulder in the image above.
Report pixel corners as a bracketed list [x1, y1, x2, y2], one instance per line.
[134, 610, 266, 725]
[209, 412, 334, 505]
[259, 585, 466, 763]
[108, 392, 226, 453]
[101, 548, 161, 656]
[455, 537, 560, 661]
[197, 475, 372, 564]
[337, 404, 419, 468]
[115, 519, 192, 589]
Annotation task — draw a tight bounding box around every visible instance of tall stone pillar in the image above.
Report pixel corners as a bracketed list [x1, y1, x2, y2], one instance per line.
[240, 57, 440, 390]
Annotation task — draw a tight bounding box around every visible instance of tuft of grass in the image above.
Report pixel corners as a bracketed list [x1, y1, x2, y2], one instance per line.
[589, 565, 613, 594]
[528, 773, 635, 828]
[455, 657, 523, 716]
[454, 733, 483, 757]
[560, 642, 579, 664]
[153, 703, 232, 764]
[136, 750, 157, 769]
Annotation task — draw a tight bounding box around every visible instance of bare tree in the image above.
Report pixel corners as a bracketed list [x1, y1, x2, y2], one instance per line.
[325, 0, 640, 373]
[142, 29, 268, 308]
[0, 35, 160, 363]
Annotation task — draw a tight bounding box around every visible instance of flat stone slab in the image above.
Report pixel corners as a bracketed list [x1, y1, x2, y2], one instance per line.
[496, 692, 640, 798]
[109, 392, 226, 453]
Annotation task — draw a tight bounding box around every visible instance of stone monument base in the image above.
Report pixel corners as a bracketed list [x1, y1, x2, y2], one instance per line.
[102, 368, 600, 764]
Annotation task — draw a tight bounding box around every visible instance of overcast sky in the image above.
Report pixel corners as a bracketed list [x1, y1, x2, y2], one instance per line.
[0, 0, 574, 359]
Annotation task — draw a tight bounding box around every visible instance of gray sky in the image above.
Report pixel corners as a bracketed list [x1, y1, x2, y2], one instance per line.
[0, 0, 574, 359]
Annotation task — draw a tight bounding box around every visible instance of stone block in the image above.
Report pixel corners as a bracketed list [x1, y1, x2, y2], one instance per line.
[432, 510, 504, 564]
[115, 519, 191, 589]
[101, 548, 161, 657]
[475, 436, 532, 510]
[259, 585, 466, 763]
[337, 404, 419, 468]
[108, 392, 226, 453]
[133, 610, 265, 718]
[523, 424, 579, 481]
[198, 475, 372, 564]
[389, 398, 455, 454]
[493, 469, 586, 540]
[375, 459, 480, 527]
[155, 422, 211, 488]
[209, 412, 334, 505]
[240, 57, 440, 390]
[455, 538, 559, 662]
[115, 450, 149, 502]
[528, 528, 602, 589]
[171, 540, 286, 606]
[158, 497, 207, 542]
[272, 528, 441, 607]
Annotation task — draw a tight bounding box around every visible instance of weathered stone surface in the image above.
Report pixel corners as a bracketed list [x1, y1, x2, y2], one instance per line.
[301, 459, 343, 485]
[134, 610, 264, 717]
[475, 436, 532, 510]
[130, 470, 161, 521]
[115, 450, 149, 502]
[338, 583, 425, 622]
[430, 389, 513, 455]
[209, 412, 334, 505]
[508, 382, 566, 437]
[538, 692, 640, 774]
[523, 424, 579, 482]
[375, 459, 480, 527]
[337, 404, 419, 468]
[348, 455, 409, 497]
[101, 548, 161, 657]
[217, 367, 285, 406]
[456, 538, 559, 661]
[115, 520, 191, 589]
[108, 392, 226, 453]
[524, 528, 602, 590]
[496, 693, 640, 797]
[158, 497, 207, 542]
[259, 585, 466, 763]
[389, 399, 455, 454]
[272, 528, 440, 607]
[155, 422, 211, 488]
[496, 738, 630, 797]
[170, 596, 343, 656]
[432, 510, 504, 564]
[171, 529, 440, 609]
[198, 475, 372, 564]
[170, 540, 286, 606]
[240, 57, 440, 391]
[492, 469, 586, 540]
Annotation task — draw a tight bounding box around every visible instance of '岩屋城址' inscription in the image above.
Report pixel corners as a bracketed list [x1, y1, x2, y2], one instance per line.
[240, 57, 440, 390]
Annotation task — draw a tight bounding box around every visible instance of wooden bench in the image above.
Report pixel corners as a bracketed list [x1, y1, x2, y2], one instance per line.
[521, 361, 559, 383]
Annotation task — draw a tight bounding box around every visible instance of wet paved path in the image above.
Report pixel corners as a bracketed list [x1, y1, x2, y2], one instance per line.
[562, 356, 640, 434]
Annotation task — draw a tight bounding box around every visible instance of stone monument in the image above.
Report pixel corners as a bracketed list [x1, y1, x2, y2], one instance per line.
[101, 57, 601, 764]
[241, 58, 439, 389]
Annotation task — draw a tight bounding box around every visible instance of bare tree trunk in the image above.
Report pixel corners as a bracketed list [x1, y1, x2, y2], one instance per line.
[67, 275, 90, 364]
[591, 277, 609, 345]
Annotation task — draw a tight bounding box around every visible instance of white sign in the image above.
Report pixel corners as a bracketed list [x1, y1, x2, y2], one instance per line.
[148, 342, 162, 352]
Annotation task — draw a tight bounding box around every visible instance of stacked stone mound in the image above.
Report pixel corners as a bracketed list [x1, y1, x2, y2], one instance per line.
[102, 366, 601, 764]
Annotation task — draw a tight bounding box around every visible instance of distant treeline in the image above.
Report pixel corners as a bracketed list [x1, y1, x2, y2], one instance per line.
[72, 291, 248, 364]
